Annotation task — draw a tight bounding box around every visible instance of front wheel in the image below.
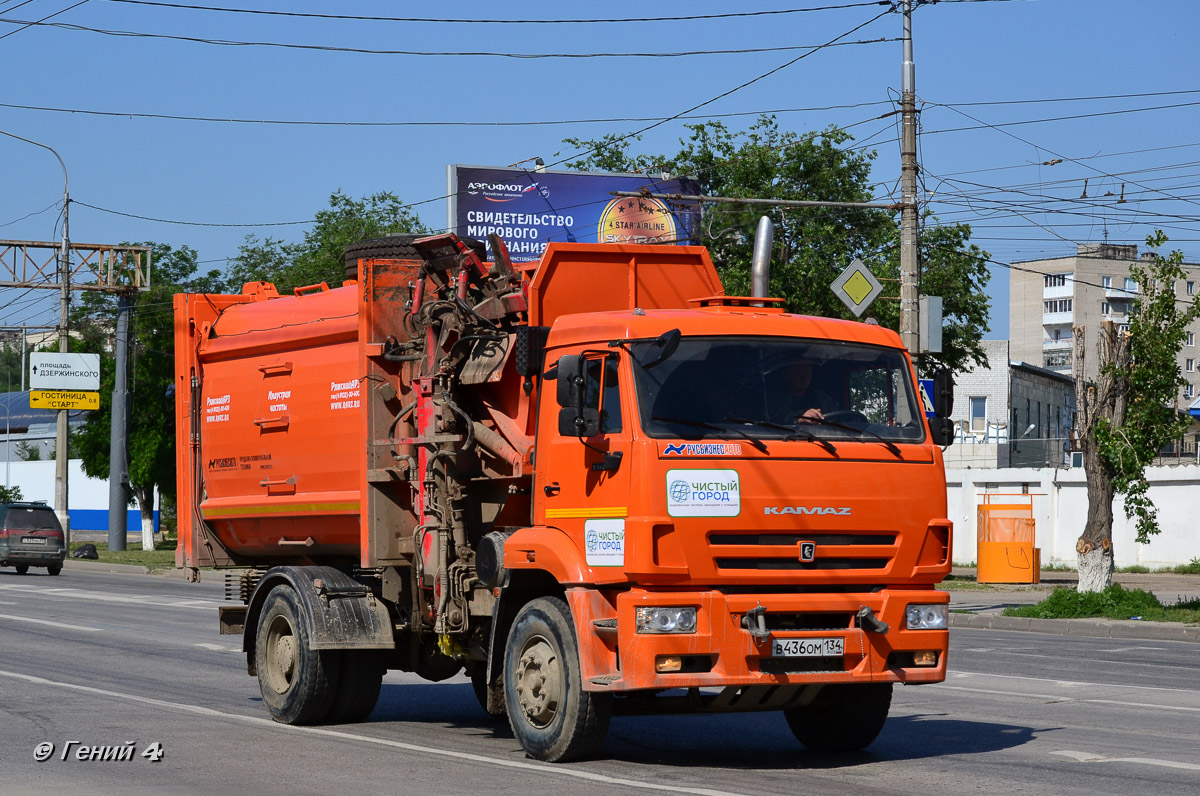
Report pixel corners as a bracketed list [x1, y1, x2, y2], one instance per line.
[255, 585, 339, 725]
[784, 683, 892, 753]
[504, 597, 610, 762]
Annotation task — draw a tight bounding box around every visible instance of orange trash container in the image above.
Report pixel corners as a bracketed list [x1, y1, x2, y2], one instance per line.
[976, 493, 1041, 584]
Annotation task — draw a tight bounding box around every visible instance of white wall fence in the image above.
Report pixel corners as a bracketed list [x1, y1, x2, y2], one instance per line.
[947, 465, 1200, 568]
[3, 460, 155, 532]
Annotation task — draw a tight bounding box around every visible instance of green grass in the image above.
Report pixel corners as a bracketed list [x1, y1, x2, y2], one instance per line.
[937, 580, 995, 591]
[69, 539, 177, 570]
[1171, 558, 1200, 575]
[1003, 584, 1200, 624]
[1040, 558, 1200, 575]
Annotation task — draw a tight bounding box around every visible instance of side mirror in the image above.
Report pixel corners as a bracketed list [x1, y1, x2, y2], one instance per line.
[555, 355, 600, 437]
[639, 328, 681, 370]
[556, 355, 586, 408]
[933, 368, 954, 418]
[929, 417, 955, 447]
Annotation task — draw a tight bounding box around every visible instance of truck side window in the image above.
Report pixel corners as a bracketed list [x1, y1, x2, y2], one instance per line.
[585, 355, 622, 434]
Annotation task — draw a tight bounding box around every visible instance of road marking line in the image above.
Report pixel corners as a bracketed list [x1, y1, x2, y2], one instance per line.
[0, 600, 16, 605]
[0, 668, 744, 796]
[0, 615, 102, 632]
[1052, 750, 1200, 771]
[939, 685, 1200, 712]
[193, 643, 240, 653]
[951, 670, 1200, 695]
[0, 583, 220, 611]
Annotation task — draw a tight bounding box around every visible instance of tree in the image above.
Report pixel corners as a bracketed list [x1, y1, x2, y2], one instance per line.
[1073, 232, 1200, 592]
[71, 243, 225, 549]
[227, 190, 428, 294]
[563, 117, 991, 373]
[0, 484, 22, 503]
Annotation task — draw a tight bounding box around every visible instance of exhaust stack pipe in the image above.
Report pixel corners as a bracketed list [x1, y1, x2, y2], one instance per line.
[750, 216, 773, 306]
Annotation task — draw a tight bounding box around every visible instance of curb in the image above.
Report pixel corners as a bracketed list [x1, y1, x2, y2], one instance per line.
[950, 611, 1200, 643]
[62, 559, 188, 578]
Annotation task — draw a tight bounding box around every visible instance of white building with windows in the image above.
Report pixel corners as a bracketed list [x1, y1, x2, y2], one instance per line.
[944, 340, 1077, 469]
[1009, 242, 1200, 404]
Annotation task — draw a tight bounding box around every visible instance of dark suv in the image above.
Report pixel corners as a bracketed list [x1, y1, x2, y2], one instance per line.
[0, 502, 66, 576]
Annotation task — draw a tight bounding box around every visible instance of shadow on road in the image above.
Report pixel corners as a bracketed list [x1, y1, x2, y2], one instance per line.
[366, 683, 1041, 768]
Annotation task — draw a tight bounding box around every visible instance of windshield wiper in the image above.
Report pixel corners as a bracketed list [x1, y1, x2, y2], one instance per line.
[799, 416, 903, 459]
[724, 416, 837, 455]
[651, 416, 768, 453]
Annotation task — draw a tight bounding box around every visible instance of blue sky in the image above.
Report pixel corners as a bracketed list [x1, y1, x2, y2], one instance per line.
[3, 0, 1200, 339]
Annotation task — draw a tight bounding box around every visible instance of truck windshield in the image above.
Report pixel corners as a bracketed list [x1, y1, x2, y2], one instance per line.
[631, 336, 925, 444]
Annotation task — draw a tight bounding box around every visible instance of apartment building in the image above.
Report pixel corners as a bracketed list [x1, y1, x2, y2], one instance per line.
[1010, 242, 1200, 405]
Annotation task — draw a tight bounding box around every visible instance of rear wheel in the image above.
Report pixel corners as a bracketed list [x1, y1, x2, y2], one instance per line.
[326, 651, 384, 724]
[504, 597, 610, 762]
[784, 683, 893, 753]
[255, 585, 339, 725]
[47, 564, 62, 576]
[14, 564, 28, 575]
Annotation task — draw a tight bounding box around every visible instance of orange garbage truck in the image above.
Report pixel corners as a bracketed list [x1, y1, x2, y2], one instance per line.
[174, 233, 955, 762]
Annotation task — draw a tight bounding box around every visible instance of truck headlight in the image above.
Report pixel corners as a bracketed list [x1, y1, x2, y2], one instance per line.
[636, 607, 697, 634]
[905, 604, 948, 630]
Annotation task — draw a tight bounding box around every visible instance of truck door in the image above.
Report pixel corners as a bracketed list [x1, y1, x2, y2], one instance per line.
[538, 352, 632, 570]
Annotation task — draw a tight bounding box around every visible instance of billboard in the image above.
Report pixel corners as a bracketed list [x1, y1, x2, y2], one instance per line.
[448, 164, 702, 263]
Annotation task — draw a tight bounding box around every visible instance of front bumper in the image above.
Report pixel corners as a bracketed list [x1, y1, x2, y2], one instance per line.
[570, 587, 949, 692]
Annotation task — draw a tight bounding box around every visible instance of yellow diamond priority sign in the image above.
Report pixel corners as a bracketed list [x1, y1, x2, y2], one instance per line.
[831, 257, 883, 318]
[30, 390, 100, 410]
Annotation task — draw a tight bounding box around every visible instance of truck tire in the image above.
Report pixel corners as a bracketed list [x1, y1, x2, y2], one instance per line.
[784, 683, 893, 753]
[343, 235, 487, 281]
[255, 585, 339, 725]
[503, 597, 610, 762]
[469, 662, 506, 719]
[327, 651, 384, 724]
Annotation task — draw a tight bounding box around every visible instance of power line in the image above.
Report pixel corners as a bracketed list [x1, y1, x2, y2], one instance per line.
[0, 0, 89, 41]
[934, 87, 1200, 109]
[931, 103, 1200, 216]
[101, 0, 893, 24]
[0, 15, 895, 58]
[0, 98, 894, 128]
[67, 9, 897, 233]
[924, 99, 1200, 137]
[73, 199, 312, 227]
[0, 200, 60, 229]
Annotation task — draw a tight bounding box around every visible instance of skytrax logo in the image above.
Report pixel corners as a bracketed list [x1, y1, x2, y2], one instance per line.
[764, 506, 852, 516]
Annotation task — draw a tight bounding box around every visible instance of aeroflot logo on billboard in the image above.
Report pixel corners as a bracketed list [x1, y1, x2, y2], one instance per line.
[465, 182, 543, 203]
[763, 506, 852, 516]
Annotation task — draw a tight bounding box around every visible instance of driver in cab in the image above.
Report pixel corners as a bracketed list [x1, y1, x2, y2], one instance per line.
[771, 359, 836, 424]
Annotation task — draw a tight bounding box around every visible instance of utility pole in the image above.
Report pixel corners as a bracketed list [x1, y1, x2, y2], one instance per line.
[56, 171, 72, 546]
[107, 293, 132, 551]
[899, 0, 920, 352]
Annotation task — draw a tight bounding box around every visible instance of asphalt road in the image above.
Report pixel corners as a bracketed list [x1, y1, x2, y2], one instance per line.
[1, 568, 1198, 796]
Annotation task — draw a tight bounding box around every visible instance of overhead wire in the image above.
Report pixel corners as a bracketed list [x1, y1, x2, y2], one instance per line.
[0, 98, 896, 128]
[68, 6, 898, 235]
[100, 0, 894, 25]
[0, 0, 88, 41]
[0, 14, 896, 58]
